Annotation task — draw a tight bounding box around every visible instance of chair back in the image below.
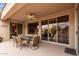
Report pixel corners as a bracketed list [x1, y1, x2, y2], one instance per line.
[12, 36, 17, 41]
[12, 36, 19, 44]
[32, 35, 40, 46]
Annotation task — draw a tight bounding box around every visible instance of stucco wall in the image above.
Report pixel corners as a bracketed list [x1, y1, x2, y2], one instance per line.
[25, 8, 75, 49]
[0, 20, 25, 41]
[0, 20, 10, 41]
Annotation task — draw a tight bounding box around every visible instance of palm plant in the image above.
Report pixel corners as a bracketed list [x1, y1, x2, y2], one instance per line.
[51, 26, 57, 37]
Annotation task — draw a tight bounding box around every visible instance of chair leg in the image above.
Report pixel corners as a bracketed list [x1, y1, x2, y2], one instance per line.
[19, 41, 23, 50]
[20, 44, 22, 50]
[13, 41, 16, 47]
[13, 41, 15, 46]
[16, 44, 19, 48]
[30, 44, 39, 50]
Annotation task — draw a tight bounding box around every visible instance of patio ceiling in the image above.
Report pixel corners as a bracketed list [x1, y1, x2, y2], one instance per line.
[9, 3, 75, 21]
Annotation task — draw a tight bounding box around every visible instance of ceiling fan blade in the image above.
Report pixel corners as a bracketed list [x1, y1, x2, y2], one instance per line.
[26, 12, 36, 20]
[32, 17, 36, 20]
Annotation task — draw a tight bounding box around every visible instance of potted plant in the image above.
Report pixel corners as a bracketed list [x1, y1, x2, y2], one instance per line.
[0, 37, 3, 42]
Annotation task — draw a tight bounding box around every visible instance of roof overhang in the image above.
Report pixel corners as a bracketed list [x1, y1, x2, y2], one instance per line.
[1, 3, 26, 21]
[1, 3, 75, 21]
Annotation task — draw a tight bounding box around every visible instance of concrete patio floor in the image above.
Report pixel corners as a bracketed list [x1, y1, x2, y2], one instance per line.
[0, 40, 73, 56]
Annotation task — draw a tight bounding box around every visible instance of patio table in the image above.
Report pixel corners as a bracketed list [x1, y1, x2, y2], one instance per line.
[21, 36, 33, 43]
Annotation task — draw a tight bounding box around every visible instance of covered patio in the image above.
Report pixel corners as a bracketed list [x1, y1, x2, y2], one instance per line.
[0, 3, 78, 56]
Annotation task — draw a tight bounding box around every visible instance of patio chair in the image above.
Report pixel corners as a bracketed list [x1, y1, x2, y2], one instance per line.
[12, 36, 17, 46]
[17, 34, 32, 49]
[30, 35, 40, 50]
[22, 40, 30, 48]
[12, 35, 23, 49]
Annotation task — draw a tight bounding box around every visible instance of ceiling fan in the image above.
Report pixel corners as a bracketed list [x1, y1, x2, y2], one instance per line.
[26, 13, 36, 20]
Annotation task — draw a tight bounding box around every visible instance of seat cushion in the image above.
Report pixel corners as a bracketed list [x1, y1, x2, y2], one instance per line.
[22, 36, 33, 41]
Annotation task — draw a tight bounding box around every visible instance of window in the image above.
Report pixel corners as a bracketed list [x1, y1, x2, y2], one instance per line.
[28, 22, 38, 34]
[10, 22, 23, 38]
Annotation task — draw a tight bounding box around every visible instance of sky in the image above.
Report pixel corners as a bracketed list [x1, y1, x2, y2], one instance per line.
[0, 3, 5, 12]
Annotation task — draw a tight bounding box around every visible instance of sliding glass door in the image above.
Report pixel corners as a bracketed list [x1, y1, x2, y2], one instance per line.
[57, 15, 69, 44]
[49, 18, 58, 42]
[41, 20, 48, 41]
[41, 15, 69, 45]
